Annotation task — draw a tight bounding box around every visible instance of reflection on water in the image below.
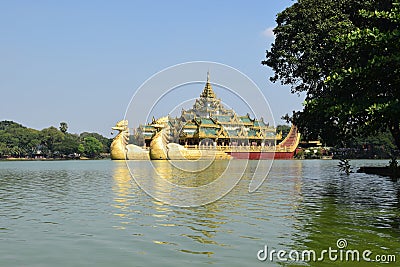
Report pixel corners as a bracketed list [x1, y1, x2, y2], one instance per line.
[125, 160, 259, 206]
[112, 160, 231, 255]
[292, 161, 400, 267]
[112, 161, 134, 229]
[111, 160, 399, 266]
[111, 159, 307, 263]
[0, 160, 398, 266]
[151, 160, 230, 187]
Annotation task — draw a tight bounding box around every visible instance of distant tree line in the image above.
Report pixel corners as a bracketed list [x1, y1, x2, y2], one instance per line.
[0, 121, 112, 159]
[278, 124, 396, 158]
[332, 129, 397, 159]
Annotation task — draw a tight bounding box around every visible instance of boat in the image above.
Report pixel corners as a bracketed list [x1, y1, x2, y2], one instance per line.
[113, 72, 300, 160]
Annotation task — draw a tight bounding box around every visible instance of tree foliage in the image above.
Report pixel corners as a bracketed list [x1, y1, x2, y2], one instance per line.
[276, 124, 291, 139]
[0, 120, 111, 159]
[130, 127, 145, 146]
[80, 132, 112, 153]
[327, 1, 400, 148]
[59, 122, 68, 133]
[263, 0, 399, 148]
[0, 121, 41, 157]
[40, 126, 65, 156]
[80, 136, 103, 158]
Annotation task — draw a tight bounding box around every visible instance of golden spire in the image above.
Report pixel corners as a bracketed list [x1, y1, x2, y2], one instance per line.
[200, 71, 216, 99]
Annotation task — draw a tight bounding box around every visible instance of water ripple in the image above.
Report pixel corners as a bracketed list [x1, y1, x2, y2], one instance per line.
[0, 160, 399, 266]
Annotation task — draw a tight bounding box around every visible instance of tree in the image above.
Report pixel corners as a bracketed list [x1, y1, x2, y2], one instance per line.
[0, 120, 111, 158]
[131, 127, 145, 146]
[54, 133, 80, 156]
[80, 132, 112, 153]
[59, 122, 68, 133]
[0, 142, 9, 158]
[327, 1, 400, 148]
[0, 121, 41, 157]
[276, 125, 291, 139]
[80, 136, 103, 158]
[40, 127, 64, 156]
[263, 0, 396, 147]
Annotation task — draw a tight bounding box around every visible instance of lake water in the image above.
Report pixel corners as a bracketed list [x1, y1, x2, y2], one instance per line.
[0, 160, 399, 266]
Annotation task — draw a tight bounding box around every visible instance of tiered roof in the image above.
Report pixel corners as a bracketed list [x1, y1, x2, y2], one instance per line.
[200, 71, 216, 99]
[181, 72, 233, 120]
[140, 72, 278, 144]
[177, 73, 277, 141]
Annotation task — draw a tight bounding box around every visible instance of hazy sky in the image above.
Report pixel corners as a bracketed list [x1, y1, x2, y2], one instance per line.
[0, 0, 303, 137]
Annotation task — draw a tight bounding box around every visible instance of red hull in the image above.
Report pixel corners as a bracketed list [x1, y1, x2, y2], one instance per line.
[227, 151, 295, 160]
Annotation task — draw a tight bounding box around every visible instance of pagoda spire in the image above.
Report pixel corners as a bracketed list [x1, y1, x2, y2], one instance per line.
[200, 71, 216, 99]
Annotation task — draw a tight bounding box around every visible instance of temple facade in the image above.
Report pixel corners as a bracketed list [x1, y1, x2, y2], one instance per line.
[136, 72, 283, 149]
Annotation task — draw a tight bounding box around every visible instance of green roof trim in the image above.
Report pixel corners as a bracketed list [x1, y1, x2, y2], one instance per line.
[248, 129, 257, 137]
[199, 127, 218, 136]
[142, 125, 156, 130]
[239, 116, 252, 123]
[213, 115, 232, 122]
[183, 122, 197, 128]
[198, 118, 216, 125]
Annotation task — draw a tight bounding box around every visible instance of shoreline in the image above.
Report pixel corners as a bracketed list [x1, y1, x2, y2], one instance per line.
[0, 157, 108, 161]
[0, 157, 393, 161]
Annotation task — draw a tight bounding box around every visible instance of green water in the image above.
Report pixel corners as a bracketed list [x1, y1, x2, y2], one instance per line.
[0, 160, 399, 266]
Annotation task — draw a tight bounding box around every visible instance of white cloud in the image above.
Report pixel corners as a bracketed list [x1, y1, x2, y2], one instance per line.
[261, 26, 275, 39]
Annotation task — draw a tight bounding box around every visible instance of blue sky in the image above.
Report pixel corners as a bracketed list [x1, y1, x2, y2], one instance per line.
[0, 0, 302, 137]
